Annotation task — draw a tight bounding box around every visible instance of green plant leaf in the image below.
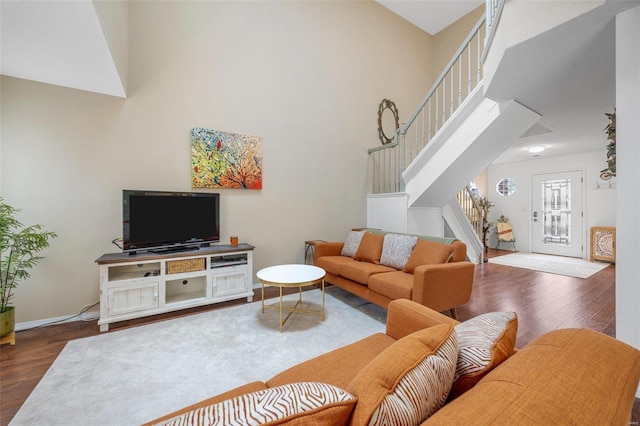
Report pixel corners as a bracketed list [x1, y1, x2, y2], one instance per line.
[0, 199, 57, 312]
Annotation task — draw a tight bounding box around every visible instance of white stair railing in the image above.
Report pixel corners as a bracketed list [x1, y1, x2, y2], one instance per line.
[457, 185, 484, 241]
[368, 0, 504, 194]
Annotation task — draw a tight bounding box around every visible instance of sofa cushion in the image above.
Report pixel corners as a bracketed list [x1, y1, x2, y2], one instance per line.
[403, 239, 455, 273]
[368, 271, 413, 300]
[380, 234, 418, 270]
[347, 324, 458, 426]
[341, 231, 365, 257]
[354, 232, 384, 264]
[316, 255, 355, 276]
[449, 311, 518, 399]
[338, 261, 396, 285]
[156, 382, 357, 426]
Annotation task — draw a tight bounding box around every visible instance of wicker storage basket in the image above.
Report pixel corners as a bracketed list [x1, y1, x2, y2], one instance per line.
[166, 258, 205, 274]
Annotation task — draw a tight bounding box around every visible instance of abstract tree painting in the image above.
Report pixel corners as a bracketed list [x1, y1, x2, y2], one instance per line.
[191, 127, 262, 190]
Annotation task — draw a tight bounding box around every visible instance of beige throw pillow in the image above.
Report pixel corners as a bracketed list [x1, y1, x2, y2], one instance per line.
[380, 234, 418, 270]
[341, 231, 365, 257]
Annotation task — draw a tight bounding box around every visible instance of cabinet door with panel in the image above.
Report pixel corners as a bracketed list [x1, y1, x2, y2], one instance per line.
[108, 282, 159, 316]
[211, 266, 250, 298]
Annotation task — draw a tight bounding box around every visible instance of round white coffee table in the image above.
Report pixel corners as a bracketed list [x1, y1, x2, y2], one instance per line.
[257, 264, 326, 332]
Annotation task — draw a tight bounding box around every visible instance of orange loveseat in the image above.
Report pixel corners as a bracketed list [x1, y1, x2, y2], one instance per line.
[314, 229, 474, 318]
[146, 299, 640, 425]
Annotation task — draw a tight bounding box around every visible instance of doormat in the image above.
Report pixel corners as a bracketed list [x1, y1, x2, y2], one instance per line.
[489, 252, 610, 279]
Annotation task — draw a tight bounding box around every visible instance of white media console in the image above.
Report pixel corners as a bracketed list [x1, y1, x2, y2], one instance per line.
[95, 244, 254, 331]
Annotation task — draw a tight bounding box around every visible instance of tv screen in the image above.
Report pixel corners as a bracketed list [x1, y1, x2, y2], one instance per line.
[123, 190, 220, 254]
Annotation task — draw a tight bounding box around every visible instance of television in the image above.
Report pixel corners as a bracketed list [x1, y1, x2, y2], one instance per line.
[123, 190, 220, 254]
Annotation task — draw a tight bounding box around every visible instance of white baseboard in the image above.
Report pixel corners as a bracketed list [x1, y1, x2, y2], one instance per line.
[16, 310, 100, 331]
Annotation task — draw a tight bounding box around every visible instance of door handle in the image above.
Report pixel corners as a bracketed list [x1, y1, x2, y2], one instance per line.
[533, 211, 538, 222]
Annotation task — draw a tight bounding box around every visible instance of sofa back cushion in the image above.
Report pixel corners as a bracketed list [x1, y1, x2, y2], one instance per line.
[347, 324, 458, 426]
[380, 234, 418, 270]
[354, 232, 384, 264]
[449, 311, 518, 400]
[448, 240, 468, 262]
[341, 231, 365, 257]
[155, 382, 357, 426]
[355, 229, 468, 263]
[402, 239, 455, 273]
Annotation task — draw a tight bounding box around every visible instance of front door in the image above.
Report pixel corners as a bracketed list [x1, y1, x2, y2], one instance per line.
[531, 171, 583, 257]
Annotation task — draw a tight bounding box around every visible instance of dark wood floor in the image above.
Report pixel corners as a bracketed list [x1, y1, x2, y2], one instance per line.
[0, 249, 637, 425]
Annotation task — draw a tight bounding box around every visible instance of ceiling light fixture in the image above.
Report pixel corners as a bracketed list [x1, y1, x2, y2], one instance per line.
[527, 145, 545, 154]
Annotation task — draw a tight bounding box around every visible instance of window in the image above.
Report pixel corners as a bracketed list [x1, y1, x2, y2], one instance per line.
[496, 178, 517, 196]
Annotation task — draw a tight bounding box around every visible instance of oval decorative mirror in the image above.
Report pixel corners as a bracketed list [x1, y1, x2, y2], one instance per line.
[377, 99, 399, 145]
[496, 178, 517, 196]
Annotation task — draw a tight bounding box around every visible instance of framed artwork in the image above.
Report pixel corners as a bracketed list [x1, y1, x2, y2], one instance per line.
[191, 127, 262, 189]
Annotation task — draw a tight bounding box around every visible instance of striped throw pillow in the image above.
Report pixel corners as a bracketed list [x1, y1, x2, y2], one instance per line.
[449, 311, 518, 400]
[157, 382, 356, 426]
[347, 324, 458, 426]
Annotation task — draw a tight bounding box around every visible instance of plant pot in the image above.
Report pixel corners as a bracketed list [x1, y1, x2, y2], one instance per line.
[0, 307, 15, 337]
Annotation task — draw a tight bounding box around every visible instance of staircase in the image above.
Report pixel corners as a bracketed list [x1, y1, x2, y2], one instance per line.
[402, 85, 540, 208]
[367, 0, 536, 262]
[366, 0, 616, 263]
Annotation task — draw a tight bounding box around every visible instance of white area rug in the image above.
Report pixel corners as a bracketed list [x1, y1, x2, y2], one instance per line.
[11, 289, 385, 426]
[489, 252, 611, 279]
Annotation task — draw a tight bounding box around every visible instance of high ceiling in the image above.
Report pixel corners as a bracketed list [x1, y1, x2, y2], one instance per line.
[0, 0, 126, 97]
[380, 1, 632, 165]
[0, 1, 479, 98]
[484, 2, 637, 164]
[376, 0, 483, 35]
[1, 1, 635, 164]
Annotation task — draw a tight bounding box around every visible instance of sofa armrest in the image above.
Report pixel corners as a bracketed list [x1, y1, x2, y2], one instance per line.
[314, 241, 344, 262]
[411, 261, 475, 313]
[427, 328, 640, 425]
[385, 299, 459, 340]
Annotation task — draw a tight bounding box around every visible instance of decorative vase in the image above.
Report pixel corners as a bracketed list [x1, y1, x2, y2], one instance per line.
[0, 307, 15, 337]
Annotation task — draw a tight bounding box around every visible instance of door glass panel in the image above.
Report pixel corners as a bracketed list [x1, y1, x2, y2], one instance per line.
[532, 171, 582, 257]
[541, 178, 571, 246]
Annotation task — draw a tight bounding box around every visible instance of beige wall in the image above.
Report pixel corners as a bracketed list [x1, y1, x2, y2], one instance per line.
[432, 5, 485, 80]
[473, 169, 489, 198]
[1, 1, 441, 324]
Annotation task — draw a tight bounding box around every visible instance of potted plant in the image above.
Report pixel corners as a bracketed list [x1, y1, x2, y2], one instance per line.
[477, 196, 494, 263]
[0, 199, 56, 337]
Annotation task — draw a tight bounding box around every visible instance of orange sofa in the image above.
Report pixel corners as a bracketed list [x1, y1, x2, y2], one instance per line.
[314, 229, 474, 318]
[146, 299, 640, 425]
